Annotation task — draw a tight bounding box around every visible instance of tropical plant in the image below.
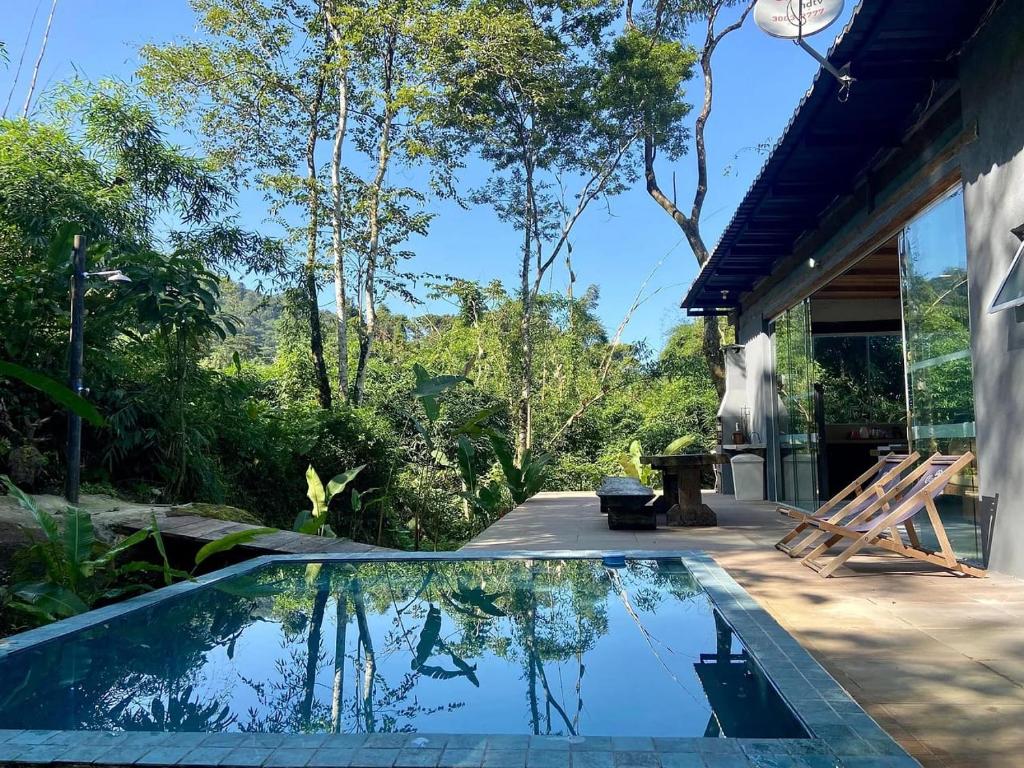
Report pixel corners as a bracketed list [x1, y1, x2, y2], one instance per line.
[293, 464, 365, 536]
[617, 440, 653, 485]
[488, 431, 550, 506]
[2, 475, 158, 624]
[617, 435, 698, 486]
[0, 362, 104, 426]
[0, 476, 275, 626]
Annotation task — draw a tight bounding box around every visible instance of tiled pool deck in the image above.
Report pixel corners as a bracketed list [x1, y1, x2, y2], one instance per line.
[0, 551, 917, 768]
[465, 493, 1024, 768]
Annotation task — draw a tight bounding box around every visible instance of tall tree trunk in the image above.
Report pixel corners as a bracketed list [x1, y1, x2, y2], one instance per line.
[300, 581, 330, 727]
[516, 160, 536, 462]
[331, 592, 348, 733]
[640, 1, 753, 399]
[305, 75, 333, 409]
[351, 579, 376, 733]
[331, 68, 350, 404]
[21, 0, 57, 117]
[352, 32, 397, 406]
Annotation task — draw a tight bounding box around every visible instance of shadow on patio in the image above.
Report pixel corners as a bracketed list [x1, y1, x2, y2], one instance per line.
[464, 491, 1024, 768]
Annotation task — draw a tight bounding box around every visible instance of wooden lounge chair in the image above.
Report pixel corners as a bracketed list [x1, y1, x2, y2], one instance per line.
[775, 452, 919, 558]
[798, 452, 984, 578]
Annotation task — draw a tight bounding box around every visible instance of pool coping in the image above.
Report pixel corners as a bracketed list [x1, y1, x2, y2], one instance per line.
[0, 550, 920, 767]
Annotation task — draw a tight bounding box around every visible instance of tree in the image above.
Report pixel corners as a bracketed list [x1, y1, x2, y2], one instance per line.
[627, 0, 756, 396]
[140, 0, 336, 409]
[331, 0, 460, 405]
[432, 0, 675, 459]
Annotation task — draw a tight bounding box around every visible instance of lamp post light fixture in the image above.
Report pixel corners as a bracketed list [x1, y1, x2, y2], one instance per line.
[65, 235, 132, 503]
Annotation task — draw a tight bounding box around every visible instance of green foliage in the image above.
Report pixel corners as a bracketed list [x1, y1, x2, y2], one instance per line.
[617, 440, 653, 486]
[294, 464, 365, 536]
[0, 475, 279, 627]
[488, 432, 550, 506]
[1, 475, 156, 625]
[0, 5, 724, 566]
[0, 361, 104, 427]
[193, 527, 277, 567]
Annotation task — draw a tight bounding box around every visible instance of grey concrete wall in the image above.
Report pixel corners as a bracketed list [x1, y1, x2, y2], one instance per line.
[959, 0, 1024, 578]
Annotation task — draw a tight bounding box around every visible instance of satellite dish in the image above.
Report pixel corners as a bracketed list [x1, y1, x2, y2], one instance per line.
[754, 0, 844, 39]
[753, 0, 853, 100]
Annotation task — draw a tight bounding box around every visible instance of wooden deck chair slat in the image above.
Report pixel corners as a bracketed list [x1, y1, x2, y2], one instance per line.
[801, 452, 982, 578]
[775, 452, 918, 557]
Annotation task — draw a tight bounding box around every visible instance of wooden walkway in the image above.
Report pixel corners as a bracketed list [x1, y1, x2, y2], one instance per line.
[116, 513, 390, 556]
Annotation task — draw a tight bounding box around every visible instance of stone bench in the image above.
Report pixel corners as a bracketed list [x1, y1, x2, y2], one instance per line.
[596, 477, 657, 530]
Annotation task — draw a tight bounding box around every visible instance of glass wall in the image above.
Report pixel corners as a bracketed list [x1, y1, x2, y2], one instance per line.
[812, 334, 906, 425]
[899, 186, 981, 563]
[771, 301, 819, 511]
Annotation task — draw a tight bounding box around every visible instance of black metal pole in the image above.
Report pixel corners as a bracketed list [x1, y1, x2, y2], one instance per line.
[65, 234, 86, 503]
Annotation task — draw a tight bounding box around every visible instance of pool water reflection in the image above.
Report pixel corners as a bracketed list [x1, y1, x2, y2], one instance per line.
[0, 558, 807, 738]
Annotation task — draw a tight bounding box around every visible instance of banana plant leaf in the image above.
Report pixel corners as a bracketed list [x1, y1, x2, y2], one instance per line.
[63, 507, 95, 575]
[412, 604, 442, 670]
[13, 581, 89, 618]
[194, 527, 276, 567]
[326, 466, 364, 502]
[1, 476, 61, 544]
[0, 362, 104, 427]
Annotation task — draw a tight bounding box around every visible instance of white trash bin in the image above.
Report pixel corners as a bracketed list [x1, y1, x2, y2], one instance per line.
[731, 454, 765, 501]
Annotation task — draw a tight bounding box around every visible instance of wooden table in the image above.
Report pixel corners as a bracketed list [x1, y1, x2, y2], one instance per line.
[642, 453, 729, 526]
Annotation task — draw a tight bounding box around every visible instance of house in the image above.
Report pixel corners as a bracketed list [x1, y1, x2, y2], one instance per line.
[683, 0, 1024, 577]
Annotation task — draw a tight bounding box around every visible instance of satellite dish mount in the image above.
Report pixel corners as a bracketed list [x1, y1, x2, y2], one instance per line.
[754, 0, 854, 101]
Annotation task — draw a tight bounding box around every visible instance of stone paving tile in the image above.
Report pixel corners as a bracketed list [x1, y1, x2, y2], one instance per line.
[222, 746, 279, 767]
[570, 751, 614, 768]
[488, 736, 531, 750]
[308, 747, 358, 767]
[652, 740, 701, 754]
[265, 747, 318, 767]
[568, 737, 613, 752]
[482, 748, 528, 768]
[655, 755, 704, 768]
[394, 747, 444, 768]
[612, 750, 660, 768]
[527, 749, 572, 768]
[5, 730, 60, 746]
[185, 745, 238, 765]
[351, 747, 402, 767]
[445, 736, 490, 750]
[530, 737, 572, 751]
[442, 747, 486, 767]
[4, 743, 70, 763]
[57, 743, 119, 764]
[366, 733, 413, 749]
[611, 738, 655, 752]
[136, 745, 198, 765]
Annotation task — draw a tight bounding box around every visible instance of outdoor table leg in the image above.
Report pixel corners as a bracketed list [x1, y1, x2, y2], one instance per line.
[657, 471, 678, 514]
[667, 466, 717, 526]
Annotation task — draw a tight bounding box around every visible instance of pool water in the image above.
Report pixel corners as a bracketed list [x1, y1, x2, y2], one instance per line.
[0, 558, 807, 738]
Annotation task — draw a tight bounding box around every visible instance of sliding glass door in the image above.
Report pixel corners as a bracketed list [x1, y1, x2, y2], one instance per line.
[771, 301, 819, 511]
[899, 186, 981, 562]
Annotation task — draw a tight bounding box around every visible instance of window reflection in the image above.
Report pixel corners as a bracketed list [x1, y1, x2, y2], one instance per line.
[899, 186, 981, 563]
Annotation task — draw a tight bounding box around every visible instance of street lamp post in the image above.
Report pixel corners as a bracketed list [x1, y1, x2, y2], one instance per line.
[65, 235, 87, 503]
[64, 235, 131, 504]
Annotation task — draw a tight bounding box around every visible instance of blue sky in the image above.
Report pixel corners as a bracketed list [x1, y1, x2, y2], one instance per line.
[0, 0, 855, 353]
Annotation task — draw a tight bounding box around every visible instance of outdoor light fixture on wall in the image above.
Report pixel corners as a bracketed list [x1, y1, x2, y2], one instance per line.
[988, 221, 1024, 318]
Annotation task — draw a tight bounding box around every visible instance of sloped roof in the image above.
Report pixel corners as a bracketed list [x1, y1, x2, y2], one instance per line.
[683, 0, 1000, 312]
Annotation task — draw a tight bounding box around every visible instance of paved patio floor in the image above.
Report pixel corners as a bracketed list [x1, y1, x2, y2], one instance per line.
[463, 492, 1024, 768]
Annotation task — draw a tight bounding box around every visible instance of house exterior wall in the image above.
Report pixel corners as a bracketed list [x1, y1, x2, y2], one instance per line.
[729, 0, 1024, 578]
[959, 0, 1024, 578]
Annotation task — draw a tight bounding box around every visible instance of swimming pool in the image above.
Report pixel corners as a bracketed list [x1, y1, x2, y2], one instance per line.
[0, 551, 919, 767]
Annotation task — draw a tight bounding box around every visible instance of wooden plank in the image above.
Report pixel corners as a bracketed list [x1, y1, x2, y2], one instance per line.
[116, 514, 392, 555]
